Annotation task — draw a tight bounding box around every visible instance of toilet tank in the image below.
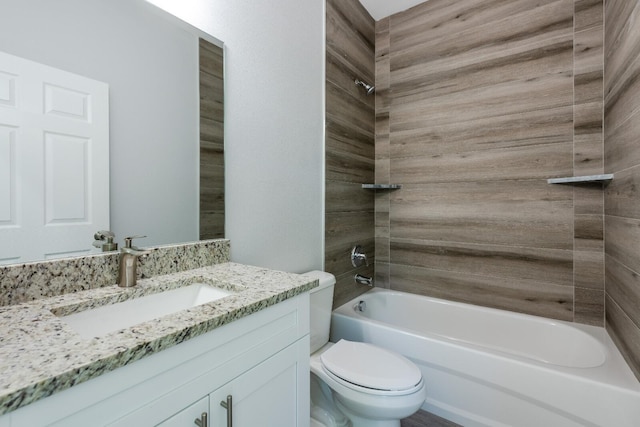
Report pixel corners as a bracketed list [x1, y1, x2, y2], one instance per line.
[302, 271, 336, 353]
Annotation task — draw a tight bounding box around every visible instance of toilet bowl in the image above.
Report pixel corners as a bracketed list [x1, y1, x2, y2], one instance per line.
[304, 271, 426, 427]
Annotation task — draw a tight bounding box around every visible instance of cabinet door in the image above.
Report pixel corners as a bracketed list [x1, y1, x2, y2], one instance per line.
[210, 344, 301, 427]
[156, 396, 208, 427]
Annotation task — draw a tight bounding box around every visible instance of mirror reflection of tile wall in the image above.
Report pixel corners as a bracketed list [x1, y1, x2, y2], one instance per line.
[199, 39, 225, 239]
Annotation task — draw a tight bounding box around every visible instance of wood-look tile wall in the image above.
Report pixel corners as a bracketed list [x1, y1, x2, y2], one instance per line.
[604, 0, 640, 380]
[325, 0, 376, 308]
[574, 0, 605, 325]
[199, 39, 225, 239]
[375, 0, 607, 324]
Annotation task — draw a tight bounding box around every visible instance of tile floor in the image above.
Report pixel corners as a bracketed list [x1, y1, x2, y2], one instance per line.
[401, 410, 461, 427]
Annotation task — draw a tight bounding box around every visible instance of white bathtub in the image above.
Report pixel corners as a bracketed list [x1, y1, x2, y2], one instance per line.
[330, 288, 640, 427]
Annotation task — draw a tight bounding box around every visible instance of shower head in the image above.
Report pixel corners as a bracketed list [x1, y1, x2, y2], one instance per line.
[355, 79, 375, 95]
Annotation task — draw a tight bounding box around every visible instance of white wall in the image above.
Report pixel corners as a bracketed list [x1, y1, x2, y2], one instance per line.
[148, 0, 326, 273]
[0, 0, 200, 248]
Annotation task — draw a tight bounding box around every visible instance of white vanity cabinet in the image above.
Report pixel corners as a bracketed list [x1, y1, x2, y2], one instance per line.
[4, 294, 310, 427]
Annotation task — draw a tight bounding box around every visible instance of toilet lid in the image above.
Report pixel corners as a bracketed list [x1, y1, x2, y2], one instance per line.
[320, 339, 422, 391]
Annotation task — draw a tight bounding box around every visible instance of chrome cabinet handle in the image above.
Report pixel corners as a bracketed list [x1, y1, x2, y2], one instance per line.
[220, 395, 232, 427]
[194, 412, 207, 427]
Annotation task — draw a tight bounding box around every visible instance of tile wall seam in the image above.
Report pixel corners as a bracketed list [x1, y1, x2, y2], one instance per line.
[602, 5, 640, 95]
[604, 241, 640, 276]
[604, 98, 640, 138]
[571, 2, 577, 321]
[385, 261, 575, 285]
[606, 291, 640, 334]
[604, 212, 640, 222]
[604, 256, 640, 328]
[388, 142, 576, 163]
[382, 176, 576, 184]
[386, 32, 575, 71]
[600, 0, 606, 327]
[387, 245, 575, 254]
[388, 244, 575, 258]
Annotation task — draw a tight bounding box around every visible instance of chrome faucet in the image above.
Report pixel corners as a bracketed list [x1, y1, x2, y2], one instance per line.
[354, 274, 373, 287]
[352, 245, 372, 286]
[117, 235, 151, 287]
[92, 230, 118, 252]
[351, 245, 369, 267]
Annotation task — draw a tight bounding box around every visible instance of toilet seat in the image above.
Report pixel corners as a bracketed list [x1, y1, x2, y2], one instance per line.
[320, 339, 423, 396]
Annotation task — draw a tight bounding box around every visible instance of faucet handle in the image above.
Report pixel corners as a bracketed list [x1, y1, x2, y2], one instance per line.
[92, 230, 118, 251]
[94, 230, 115, 240]
[351, 245, 369, 267]
[122, 235, 150, 256]
[124, 235, 146, 249]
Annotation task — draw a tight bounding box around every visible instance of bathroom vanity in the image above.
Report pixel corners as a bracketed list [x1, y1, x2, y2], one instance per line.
[0, 260, 316, 426]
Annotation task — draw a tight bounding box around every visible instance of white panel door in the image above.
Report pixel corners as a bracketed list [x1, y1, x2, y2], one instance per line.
[0, 51, 109, 264]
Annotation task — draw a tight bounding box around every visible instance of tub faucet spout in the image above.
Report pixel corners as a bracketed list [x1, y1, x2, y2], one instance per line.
[354, 274, 373, 287]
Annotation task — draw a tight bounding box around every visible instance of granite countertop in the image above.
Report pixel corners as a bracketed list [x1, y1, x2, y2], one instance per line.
[0, 262, 317, 415]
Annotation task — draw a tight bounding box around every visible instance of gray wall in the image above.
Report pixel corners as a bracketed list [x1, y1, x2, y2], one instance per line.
[0, 0, 201, 248]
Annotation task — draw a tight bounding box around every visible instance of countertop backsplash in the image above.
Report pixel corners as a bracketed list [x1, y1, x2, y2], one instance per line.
[0, 239, 230, 306]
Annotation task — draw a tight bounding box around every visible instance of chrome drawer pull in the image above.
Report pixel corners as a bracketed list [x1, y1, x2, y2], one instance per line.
[194, 412, 207, 427]
[220, 395, 232, 427]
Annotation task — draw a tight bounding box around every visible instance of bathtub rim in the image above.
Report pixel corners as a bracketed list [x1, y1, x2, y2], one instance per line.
[331, 287, 640, 393]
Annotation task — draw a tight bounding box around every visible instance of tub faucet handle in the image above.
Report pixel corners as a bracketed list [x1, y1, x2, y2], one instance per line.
[355, 274, 373, 287]
[351, 245, 369, 267]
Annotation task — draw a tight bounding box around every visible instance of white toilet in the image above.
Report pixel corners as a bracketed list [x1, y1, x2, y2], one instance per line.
[304, 271, 426, 427]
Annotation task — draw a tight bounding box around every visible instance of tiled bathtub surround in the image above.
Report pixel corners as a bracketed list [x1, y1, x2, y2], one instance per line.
[374, 0, 607, 325]
[573, 0, 606, 324]
[329, 0, 640, 381]
[0, 239, 230, 306]
[604, 0, 640, 380]
[325, 0, 376, 307]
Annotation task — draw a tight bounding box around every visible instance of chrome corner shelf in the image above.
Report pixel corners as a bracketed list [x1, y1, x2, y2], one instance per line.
[361, 184, 402, 190]
[547, 174, 613, 185]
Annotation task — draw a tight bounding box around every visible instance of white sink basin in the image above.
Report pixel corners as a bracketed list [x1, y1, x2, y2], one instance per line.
[59, 284, 233, 339]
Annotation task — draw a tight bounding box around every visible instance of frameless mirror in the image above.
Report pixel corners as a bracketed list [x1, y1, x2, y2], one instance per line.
[0, 0, 224, 265]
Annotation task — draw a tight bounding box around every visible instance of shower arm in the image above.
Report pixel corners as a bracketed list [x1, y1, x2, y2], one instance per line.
[354, 79, 375, 95]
